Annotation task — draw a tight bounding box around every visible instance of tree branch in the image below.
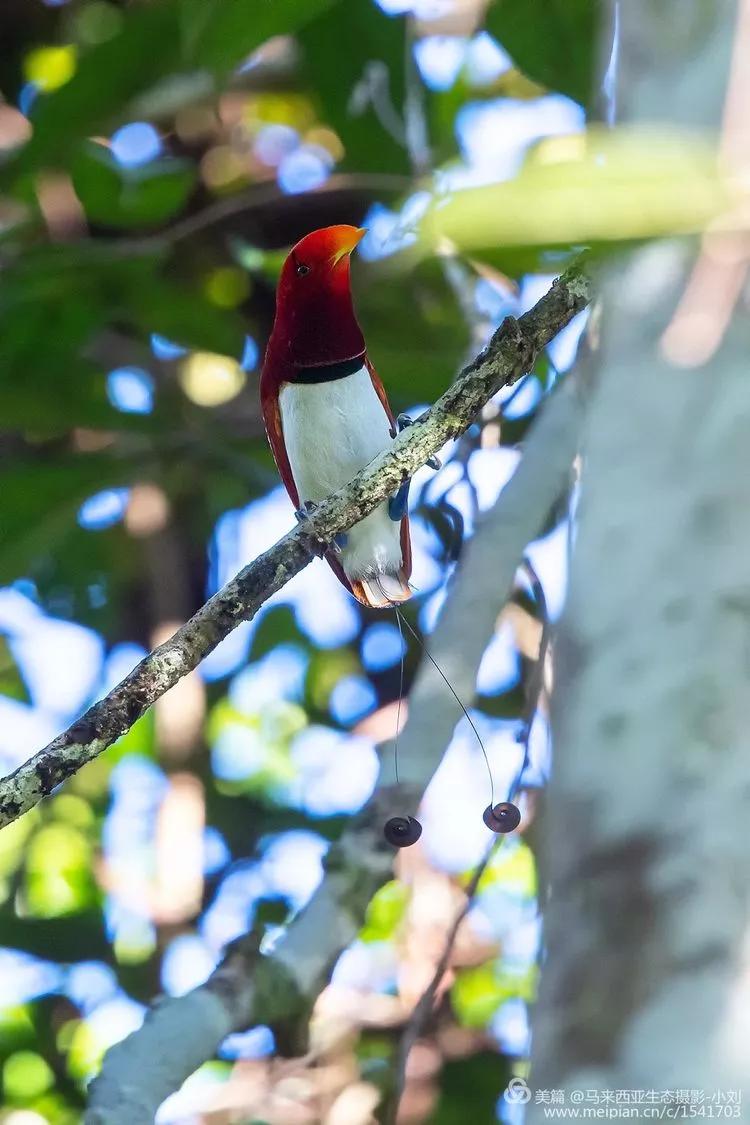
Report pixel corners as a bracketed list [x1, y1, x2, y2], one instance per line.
[85, 341, 589, 1125]
[113, 172, 414, 256]
[0, 260, 590, 833]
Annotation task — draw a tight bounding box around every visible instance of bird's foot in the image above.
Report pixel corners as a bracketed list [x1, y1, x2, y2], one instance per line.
[387, 413, 442, 521]
[396, 413, 441, 470]
[294, 501, 326, 558]
[294, 502, 347, 556]
[294, 500, 318, 524]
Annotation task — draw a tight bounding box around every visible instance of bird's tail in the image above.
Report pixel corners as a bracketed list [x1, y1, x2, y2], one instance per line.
[357, 568, 412, 609]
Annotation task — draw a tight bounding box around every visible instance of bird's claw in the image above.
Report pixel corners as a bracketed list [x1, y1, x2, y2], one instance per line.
[294, 501, 327, 558]
[294, 500, 319, 524]
[295, 502, 347, 556]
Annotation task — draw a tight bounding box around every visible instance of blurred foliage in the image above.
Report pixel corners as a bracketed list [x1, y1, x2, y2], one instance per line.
[71, 143, 197, 228]
[432, 1052, 513, 1124]
[421, 127, 729, 266]
[452, 962, 536, 1029]
[473, 839, 537, 898]
[485, 0, 600, 106]
[300, 0, 409, 174]
[0, 0, 617, 1120]
[359, 879, 409, 943]
[0, 638, 28, 703]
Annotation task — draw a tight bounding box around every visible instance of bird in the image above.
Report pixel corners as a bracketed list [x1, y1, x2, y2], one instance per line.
[260, 224, 412, 609]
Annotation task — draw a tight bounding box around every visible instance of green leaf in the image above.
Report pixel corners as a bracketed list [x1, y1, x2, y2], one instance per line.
[0, 455, 129, 586]
[431, 1052, 512, 1124]
[485, 0, 601, 106]
[451, 963, 509, 1028]
[421, 127, 729, 257]
[0, 1008, 36, 1056]
[110, 714, 156, 765]
[299, 2, 410, 173]
[0, 909, 110, 962]
[250, 606, 308, 662]
[451, 961, 535, 1028]
[356, 258, 469, 408]
[71, 143, 196, 229]
[473, 840, 537, 898]
[0, 638, 29, 704]
[360, 880, 409, 943]
[126, 275, 246, 356]
[184, 0, 341, 76]
[25, 822, 98, 917]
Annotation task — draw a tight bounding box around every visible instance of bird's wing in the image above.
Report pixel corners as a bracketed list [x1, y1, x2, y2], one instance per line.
[261, 387, 300, 510]
[399, 512, 412, 583]
[365, 353, 397, 432]
[365, 354, 412, 584]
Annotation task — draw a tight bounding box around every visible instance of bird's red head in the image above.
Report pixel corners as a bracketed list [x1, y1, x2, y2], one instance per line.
[268, 224, 367, 370]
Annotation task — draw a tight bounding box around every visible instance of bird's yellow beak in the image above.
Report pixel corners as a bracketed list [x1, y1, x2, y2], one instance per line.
[330, 226, 366, 267]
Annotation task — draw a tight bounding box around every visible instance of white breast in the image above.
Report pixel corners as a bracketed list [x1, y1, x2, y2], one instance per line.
[279, 367, 404, 583]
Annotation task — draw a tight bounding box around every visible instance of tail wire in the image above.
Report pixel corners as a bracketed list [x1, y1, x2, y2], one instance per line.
[392, 605, 495, 809]
[393, 609, 405, 787]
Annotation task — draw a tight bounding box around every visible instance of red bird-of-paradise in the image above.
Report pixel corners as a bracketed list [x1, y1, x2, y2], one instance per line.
[260, 224, 525, 850]
[260, 224, 412, 609]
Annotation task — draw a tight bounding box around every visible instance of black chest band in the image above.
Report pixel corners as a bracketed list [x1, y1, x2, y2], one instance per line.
[294, 356, 364, 384]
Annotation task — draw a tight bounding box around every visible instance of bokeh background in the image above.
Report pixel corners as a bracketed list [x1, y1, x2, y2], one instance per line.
[0, 0, 596, 1121]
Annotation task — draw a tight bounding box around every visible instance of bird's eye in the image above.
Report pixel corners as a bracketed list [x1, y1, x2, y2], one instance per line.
[296, 262, 310, 277]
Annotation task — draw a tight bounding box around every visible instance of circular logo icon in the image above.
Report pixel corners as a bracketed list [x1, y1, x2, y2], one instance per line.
[504, 1077, 532, 1105]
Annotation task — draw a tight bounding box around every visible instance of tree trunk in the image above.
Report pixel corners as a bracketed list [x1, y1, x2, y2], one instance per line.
[531, 0, 750, 1109]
